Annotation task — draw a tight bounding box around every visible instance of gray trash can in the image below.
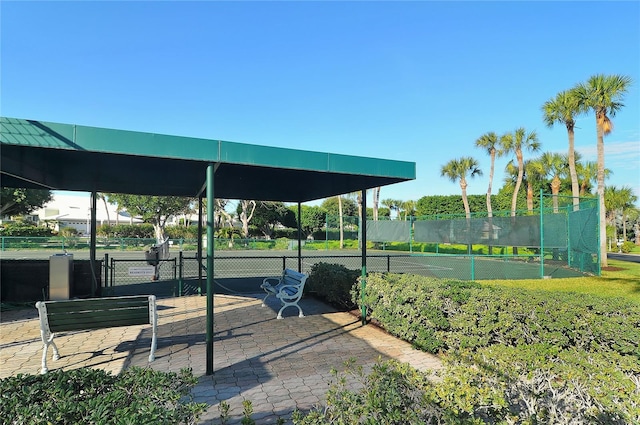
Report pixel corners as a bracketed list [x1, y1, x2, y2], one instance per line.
[49, 253, 74, 300]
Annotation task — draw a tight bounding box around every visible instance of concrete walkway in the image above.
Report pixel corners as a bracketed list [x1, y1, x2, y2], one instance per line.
[0, 294, 442, 424]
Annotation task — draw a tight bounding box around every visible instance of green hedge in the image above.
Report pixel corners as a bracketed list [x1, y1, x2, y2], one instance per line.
[294, 355, 639, 424]
[359, 273, 640, 358]
[0, 367, 207, 424]
[305, 262, 361, 310]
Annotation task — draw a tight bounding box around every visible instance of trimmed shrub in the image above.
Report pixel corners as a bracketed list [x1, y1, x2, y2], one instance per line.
[360, 273, 640, 358]
[0, 366, 207, 424]
[293, 356, 640, 424]
[0, 222, 54, 237]
[306, 262, 361, 310]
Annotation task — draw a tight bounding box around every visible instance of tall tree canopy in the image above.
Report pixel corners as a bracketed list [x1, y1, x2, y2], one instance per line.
[0, 188, 53, 217]
[574, 73, 632, 267]
[107, 194, 192, 242]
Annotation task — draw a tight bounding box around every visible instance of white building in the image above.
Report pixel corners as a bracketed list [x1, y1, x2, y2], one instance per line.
[31, 194, 142, 235]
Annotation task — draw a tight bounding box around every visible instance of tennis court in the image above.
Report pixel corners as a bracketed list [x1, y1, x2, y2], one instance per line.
[102, 249, 587, 298]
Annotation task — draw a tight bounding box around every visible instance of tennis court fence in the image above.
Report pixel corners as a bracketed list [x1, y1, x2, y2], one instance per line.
[103, 250, 587, 295]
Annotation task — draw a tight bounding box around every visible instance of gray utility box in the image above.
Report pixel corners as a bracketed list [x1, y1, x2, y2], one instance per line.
[49, 254, 74, 300]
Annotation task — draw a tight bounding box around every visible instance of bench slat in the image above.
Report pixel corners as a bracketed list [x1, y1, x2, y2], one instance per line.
[44, 297, 149, 314]
[48, 308, 149, 333]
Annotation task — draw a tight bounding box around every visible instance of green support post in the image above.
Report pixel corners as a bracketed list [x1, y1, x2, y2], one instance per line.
[360, 189, 367, 326]
[206, 164, 215, 375]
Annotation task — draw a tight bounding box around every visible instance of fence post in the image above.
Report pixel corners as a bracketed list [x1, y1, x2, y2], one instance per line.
[103, 253, 109, 296]
[409, 216, 413, 253]
[1, 237, 4, 251]
[470, 255, 475, 280]
[387, 255, 390, 273]
[178, 252, 183, 297]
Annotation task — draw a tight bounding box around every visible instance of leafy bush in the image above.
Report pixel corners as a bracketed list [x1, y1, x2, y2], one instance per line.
[293, 357, 640, 424]
[347, 273, 640, 422]
[165, 225, 199, 239]
[0, 366, 207, 424]
[0, 222, 54, 237]
[360, 273, 640, 358]
[306, 262, 361, 310]
[97, 223, 154, 238]
[620, 241, 636, 253]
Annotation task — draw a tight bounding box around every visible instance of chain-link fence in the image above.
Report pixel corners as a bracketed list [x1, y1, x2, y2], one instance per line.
[1, 194, 600, 295]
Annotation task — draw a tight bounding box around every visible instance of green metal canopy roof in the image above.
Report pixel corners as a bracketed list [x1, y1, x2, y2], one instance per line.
[1, 117, 415, 201]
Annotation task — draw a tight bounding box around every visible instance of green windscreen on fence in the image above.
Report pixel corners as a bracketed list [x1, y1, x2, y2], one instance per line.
[366, 220, 411, 242]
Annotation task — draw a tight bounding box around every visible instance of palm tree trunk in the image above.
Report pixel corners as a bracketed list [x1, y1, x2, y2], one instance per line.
[567, 127, 580, 210]
[511, 150, 524, 217]
[596, 114, 608, 267]
[461, 180, 472, 253]
[487, 151, 495, 254]
[551, 175, 561, 213]
[372, 187, 380, 220]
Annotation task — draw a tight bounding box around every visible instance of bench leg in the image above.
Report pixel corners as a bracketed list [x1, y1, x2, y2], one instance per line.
[261, 293, 271, 307]
[40, 333, 59, 375]
[276, 303, 304, 319]
[149, 331, 157, 362]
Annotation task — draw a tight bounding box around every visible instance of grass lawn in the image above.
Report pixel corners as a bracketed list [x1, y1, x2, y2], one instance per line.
[482, 258, 640, 303]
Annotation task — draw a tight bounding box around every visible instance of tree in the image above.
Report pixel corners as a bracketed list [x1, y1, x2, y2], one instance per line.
[474, 132, 501, 218]
[440, 157, 482, 219]
[576, 159, 599, 196]
[237, 200, 256, 238]
[400, 200, 416, 220]
[574, 74, 632, 267]
[372, 187, 381, 220]
[321, 196, 357, 249]
[96, 193, 111, 225]
[381, 198, 402, 219]
[244, 201, 295, 239]
[0, 188, 52, 217]
[415, 195, 486, 217]
[604, 186, 637, 249]
[542, 90, 581, 210]
[292, 205, 326, 238]
[539, 152, 568, 213]
[500, 128, 541, 217]
[107, 194, 192, 242]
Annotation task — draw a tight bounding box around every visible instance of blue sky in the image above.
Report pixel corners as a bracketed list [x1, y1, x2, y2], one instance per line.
[2, 1, 639, 206]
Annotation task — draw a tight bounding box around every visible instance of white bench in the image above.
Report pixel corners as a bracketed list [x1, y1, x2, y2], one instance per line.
[260, 268, 309, 319]
[35, 295, 158, 374]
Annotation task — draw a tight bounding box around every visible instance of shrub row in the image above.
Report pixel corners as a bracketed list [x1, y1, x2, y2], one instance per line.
[0, 367, 207, 424]
[294, 356, 639, 424]
[359, 273, 640, 358]
[305, 262, 362, 310]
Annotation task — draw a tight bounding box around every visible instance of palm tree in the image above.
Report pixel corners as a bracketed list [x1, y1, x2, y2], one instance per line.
[500, 128, 541, 217]
[542, 90, 581, 210]
[604, 186, 637, 249]
[574, 74, 632, 267]
[381, 198, 401, 220]
[440, 157, 482, 219]
[97, 193, 111, 226]
[474, 132, 501, 218]
[539, 152, 568, 213]
[401, 200, 416, 221]
[524, 158, 546, 213]
[575, 159, 600, 196]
